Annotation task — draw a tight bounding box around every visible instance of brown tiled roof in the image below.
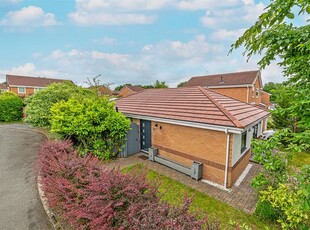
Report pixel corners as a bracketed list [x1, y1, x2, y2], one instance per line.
[6, 75, 69, 87]
[126, 85, 144, 92]
[0, 83, 7, 90]
[116, 87, 269, 128]
[184, 70, 260, 87]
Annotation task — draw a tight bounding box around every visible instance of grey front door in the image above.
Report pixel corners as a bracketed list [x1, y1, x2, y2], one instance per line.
[140, 120, 151, 151]
[127, 122, 140, 156]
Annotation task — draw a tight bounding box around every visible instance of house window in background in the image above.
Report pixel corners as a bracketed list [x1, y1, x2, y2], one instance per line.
[256, 88, 259, 98]
[18, 87, 26, 93]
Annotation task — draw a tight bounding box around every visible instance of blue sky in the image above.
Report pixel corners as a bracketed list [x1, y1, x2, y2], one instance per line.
[0, 0, 298, 88]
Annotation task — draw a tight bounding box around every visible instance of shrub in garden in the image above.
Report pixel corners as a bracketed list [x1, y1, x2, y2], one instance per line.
[37, 140, 218, 230]
[252, 132, 310, 229]
[50, 96, 130, 160]
[0, 91, 23, 122]
[25, 82, 95, 128]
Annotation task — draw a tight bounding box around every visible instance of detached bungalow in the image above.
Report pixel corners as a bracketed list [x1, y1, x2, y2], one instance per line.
[6, 74, 69, 97]
[116, 87, 269, 188]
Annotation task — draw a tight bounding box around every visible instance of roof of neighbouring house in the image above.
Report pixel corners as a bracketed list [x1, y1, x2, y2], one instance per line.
[184, 70, 260, 87]
[116, 86, 269, 128]
[125, 85, 144, 93]
[6, 74, 69, 87]
[0, 83, 7, 89]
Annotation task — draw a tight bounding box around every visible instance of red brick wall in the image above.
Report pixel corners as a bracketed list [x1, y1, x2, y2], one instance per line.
[9, 87, 35, 96]
[212, 87, 249, 103]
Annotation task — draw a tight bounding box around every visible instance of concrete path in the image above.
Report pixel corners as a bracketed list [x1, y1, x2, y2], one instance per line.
[0, 124, 51, 230]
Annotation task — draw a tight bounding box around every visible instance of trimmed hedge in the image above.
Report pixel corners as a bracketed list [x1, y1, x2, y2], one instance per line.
[0, 91, 23, 122]
[37, 140, 219, 230]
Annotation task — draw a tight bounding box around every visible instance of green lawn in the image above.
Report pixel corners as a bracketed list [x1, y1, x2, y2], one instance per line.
[124, 164, 277, 229]
[289, 152, 310, 169]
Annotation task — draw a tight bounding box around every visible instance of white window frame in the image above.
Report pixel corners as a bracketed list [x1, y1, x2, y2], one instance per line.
[241, 131, 247, 154]
[18, 87, 26, 94]
[256, 88, 259, 98]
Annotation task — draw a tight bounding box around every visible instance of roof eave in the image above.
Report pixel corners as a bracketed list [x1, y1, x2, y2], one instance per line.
[123, 113, 244, 134]
[207, 84, 253, 88]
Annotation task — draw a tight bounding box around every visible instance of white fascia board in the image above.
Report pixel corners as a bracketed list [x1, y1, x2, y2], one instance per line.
[207, 84, 253, 89]
[123, 113, 243, 134]
[9, 85, 46, 89]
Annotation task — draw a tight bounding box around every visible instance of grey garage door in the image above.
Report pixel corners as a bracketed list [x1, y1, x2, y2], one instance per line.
[119, 122, 140, 157]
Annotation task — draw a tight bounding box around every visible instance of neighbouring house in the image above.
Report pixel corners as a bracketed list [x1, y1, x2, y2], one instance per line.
[88, 86, 113, 96]
[118, 85, 144, 98]
[6, 74, 69, 97]
[0, 83, 7, 92]
[116, 87, 269, 188]
[184, 70, 270, 108]
[261, 91, 272, 108]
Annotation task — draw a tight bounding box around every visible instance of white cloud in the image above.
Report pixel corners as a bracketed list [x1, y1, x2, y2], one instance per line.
[0, 6, 59, 30]
[211, 28, 246, 41]
[1, 0, 22, 4]
[200, 1, 265, 28]
[143, 35, 224, 58]
[69, 0, 244, 26]
[75, 0, 175, 11]
[74, 0, 240, 11]
[177, 0, 239, 10]
[10, 63, 36, 75]
[69, 12, 156, 26]
[93, 37, 117, 45]
[36, 33, 284, 88]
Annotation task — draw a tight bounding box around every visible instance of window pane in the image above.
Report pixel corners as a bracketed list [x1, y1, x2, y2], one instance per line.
[241, 132, 247, 153]
[18, 87, 25, 93]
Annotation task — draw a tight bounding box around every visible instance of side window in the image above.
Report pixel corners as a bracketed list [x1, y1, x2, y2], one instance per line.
[18, 87, 26, 93]
[241, 131, 247, 153]
[256, 88, 259, 98]
[253, 124, 258, 138]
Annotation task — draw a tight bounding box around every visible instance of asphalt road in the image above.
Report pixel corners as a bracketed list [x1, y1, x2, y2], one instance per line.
[0, 124, 51, 230]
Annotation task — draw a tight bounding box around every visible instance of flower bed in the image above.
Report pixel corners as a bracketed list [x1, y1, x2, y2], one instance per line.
[37, 140, 218, 230]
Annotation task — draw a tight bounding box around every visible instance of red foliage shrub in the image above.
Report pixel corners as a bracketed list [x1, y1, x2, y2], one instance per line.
[37, 140, 219, 230]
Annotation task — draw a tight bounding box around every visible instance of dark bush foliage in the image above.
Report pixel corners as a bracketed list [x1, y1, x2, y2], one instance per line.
[255, 200, 280, 222]
[0, 91, 23, 122]
[37, 140, 219, 230]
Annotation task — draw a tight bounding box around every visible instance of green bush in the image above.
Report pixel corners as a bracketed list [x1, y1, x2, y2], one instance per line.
[0, 92, 23, 122]
[255, 200, 279, 222]
[50, 96, 130, 160]
[24, 82, 95, 128]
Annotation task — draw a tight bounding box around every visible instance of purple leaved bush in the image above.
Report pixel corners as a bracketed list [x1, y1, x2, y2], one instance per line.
[37, 140, 219, 229]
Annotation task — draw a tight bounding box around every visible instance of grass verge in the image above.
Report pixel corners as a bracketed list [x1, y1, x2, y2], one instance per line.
[289, 152, 310, 169]
[124, 164, 277, 229]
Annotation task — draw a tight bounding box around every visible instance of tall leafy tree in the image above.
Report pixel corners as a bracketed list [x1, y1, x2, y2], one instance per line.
[154, 80, 168, 88]
[230, 0, 310, 151]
